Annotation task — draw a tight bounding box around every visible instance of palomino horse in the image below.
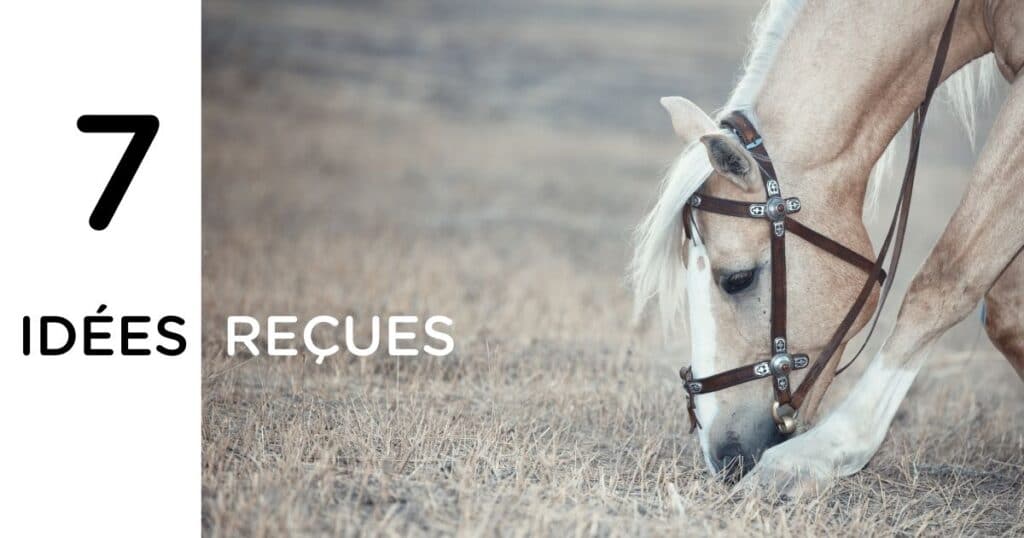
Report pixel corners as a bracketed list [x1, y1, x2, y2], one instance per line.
[631, 0, 1023, 495]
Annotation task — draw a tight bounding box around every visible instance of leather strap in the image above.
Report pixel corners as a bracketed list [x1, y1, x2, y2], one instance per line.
[688, 193, 883, 280]
[680, 355, 810, 397]
[690, 194, 760, 218]
[791, 0, 960, 405]
[721, 111, 798, 403]
[787, 218, 886, 283]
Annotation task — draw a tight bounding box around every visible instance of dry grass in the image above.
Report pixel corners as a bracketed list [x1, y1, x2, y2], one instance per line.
[202, 0, 1024, 535]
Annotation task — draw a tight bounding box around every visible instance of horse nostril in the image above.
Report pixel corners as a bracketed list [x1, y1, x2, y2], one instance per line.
[712, 436, 761, 477]
[716, 441, 741, 462]
[714, 440, 753, 479]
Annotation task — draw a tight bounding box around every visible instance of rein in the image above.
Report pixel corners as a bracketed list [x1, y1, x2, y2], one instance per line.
[680, 0, 961, 434]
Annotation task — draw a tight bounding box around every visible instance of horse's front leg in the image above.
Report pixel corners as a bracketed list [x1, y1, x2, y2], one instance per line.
[742, 76, 1024, 497]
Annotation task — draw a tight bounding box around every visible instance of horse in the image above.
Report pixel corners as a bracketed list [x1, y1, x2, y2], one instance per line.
[630, 0, 1023, 496]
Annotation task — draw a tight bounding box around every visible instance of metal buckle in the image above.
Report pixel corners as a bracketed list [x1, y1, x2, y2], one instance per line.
[680, 366, 702, 394]
[771, 401, 797, 434]
[680, 366, 702, 432]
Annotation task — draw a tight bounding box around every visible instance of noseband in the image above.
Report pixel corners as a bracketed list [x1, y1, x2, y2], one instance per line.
[679, 0, 961, 435]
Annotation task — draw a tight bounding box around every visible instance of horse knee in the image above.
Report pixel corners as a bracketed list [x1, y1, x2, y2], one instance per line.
[896, 275, 984, 345]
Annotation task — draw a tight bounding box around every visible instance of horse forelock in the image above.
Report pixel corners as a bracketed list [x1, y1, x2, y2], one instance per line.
[630, 142, 713, 337]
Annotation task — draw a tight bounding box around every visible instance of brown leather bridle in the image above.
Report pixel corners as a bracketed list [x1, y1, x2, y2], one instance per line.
[679, 0, 961, 435]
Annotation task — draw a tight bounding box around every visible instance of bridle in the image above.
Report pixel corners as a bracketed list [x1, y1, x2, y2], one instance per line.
[680, 110, 885, 434]
[679, 0, 961, 435]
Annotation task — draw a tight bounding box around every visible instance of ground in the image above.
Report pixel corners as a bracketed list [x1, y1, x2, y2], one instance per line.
[202, 0, 1024, 535]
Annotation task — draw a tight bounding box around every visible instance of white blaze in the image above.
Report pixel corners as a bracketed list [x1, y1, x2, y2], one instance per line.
[686, 240, 720, 471]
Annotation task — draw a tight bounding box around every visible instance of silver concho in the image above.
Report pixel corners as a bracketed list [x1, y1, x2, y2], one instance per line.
[773, 337, 787, 353]
[793, 355, 809, 369]
[773, 221, 785, 237]
[785, 197, 801, 213]
[776, 377, 789, 391]
[766, 179, 780, 196]
[754, 362, 771, 377]
[687, 382, 703, 394]
[749, 204, 766, 217]
[770, 353, 793, 375]
[690, 194, 702, 207]
[764, 195, 786, 221]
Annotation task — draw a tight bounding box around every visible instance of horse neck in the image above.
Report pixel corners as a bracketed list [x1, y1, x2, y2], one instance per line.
[747, 0, 992, 215]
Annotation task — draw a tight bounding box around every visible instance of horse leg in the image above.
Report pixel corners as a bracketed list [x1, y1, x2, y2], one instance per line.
[741, 76, 1024, 496]
[984, 247, 1024, 381]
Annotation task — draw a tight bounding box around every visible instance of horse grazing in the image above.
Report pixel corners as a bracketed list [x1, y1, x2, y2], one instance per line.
[631, 0, 1023, 495]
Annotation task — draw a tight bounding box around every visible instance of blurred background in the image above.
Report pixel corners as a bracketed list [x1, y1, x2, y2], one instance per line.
[203, 0, 998, 351]
[202, 1, 1020, 534]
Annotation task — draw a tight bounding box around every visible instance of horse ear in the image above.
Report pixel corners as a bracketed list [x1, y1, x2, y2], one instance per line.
[660, 96, 716, 145]
[699, 133, 759, 191]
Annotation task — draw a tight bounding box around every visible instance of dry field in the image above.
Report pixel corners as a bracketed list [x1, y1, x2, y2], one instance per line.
[202, 0, 1024, 535]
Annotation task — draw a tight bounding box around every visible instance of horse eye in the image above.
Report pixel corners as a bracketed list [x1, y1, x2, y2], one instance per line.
[721, 269, 756, 294]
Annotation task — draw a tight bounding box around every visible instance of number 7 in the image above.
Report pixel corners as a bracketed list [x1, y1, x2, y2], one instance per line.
[78, 115, 159, 231]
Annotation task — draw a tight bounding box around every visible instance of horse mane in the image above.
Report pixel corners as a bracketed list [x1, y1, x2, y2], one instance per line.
[724, 0, 805, 112]
[630, 0, 1002, 332]
[864, 54, 1001, 218]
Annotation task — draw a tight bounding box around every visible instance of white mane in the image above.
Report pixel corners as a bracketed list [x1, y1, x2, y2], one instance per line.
[630, 0, 1001, 332]
[724, 0, 805, 112]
